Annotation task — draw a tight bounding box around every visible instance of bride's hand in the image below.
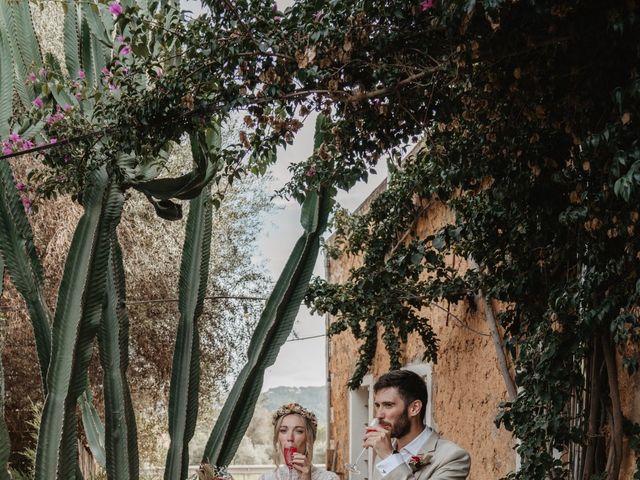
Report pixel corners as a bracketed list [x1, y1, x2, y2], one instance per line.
[291, 452, 312, 480]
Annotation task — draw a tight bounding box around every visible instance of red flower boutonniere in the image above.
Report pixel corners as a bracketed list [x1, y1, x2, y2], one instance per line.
[408, 454, 432, 472]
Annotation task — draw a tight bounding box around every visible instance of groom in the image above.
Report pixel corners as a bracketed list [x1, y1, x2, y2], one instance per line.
[364, 370, 470, 480]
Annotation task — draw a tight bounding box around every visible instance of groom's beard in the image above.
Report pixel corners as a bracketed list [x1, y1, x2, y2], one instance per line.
[390, 408, 411, 439]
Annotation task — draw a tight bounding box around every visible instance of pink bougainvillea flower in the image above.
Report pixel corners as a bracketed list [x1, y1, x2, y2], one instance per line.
[75, 92, 83, 100]
[21, 139, 34, 150]
[33, 97, 44, 109]
[49, 138, 57, 144]
[78, 69, 86, 79]
[9, 132, 21, 142]
[115, 35, 125, 43]
[15, 182, 26, 191]
[108, 1, 123, 16]
[2, 144, 12, 155]
[306, 165, 317, 177]
[21, 196, 32, 211]
[26, 72, 37, 83]
[420, 0, 435, 10]
[120, 44, 131, 56]
[62, 104, 73, 112]
[274, 15, 283, 21]
[313, 11, 323, 22]
[39, 68, 47, 78]
[46, 112, 64, 125]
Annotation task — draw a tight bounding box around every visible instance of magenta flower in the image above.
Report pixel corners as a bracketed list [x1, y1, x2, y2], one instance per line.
[108, 1, 123, 16]
[78, 69, 85, 79]
[2, 144, 12, 155]
[120, 45, 131, 56]
[46, 112, 64, 125]
[16, 182, 26, 191]
[33, 97, 44, 109]
[306, 165, 317, 177]
[9, 132, 21, 142]
[116, 35, 125, 43]
[313, 11, 323, 22]
[75, 92, 82, 100]
[26, 72, 37, 83]
[274, 15, 283, 21]
[49, 138, 57, 144]
[62, 104, 73, 112]
[420, 0, 435, 10]
[39, 68, 48, 78]
[21, 139, 35, 150]
[21, 196, 32, 211]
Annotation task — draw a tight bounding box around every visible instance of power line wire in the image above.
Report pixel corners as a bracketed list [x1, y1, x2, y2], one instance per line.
[0, 294, 267, 311]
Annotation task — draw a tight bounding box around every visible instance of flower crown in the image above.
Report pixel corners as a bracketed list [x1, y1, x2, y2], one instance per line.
[272, 402, 318, 436]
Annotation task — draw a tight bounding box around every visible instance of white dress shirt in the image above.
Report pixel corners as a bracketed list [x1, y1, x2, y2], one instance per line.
[375, 427, 433, 477]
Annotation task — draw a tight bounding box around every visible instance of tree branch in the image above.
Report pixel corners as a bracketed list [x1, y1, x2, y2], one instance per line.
[601, 332, 623, 480]
[469, 258, 517, 402]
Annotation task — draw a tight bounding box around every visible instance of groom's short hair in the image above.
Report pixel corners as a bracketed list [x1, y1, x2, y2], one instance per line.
[374, 369, 428, 423]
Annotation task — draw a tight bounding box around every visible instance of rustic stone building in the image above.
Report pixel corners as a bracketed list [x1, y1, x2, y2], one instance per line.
[323, 179, 640, 480]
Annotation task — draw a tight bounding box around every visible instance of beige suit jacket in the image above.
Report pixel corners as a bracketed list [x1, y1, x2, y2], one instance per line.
[373, 432, 470, 480]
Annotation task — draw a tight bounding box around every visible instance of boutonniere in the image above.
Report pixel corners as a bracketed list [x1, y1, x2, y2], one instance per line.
[408, 454, 432, 472]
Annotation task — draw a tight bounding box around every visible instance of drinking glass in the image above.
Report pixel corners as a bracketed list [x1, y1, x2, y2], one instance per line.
[345, 418, 379, 475]
[284, 446, 298, 480]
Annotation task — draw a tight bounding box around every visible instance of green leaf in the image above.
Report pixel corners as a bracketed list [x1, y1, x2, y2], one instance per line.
[63, 0, 81, 78]
[164, 135, 214, 478]
[0, 0, 42, 108]
[0, 30, 14, 139]
[134, 127, 222, 201]
[98, 239, 139, 480]
[82, 1, 112, 50]
[35, 168, 124, 480]
[79, 17, 96, 88]
[0, 160, 51, 393]
[145, 196, 183, 220]
[80, 389, 106, 469]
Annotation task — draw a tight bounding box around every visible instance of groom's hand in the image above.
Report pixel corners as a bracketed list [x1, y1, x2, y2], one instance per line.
[363, 426, 394, 460]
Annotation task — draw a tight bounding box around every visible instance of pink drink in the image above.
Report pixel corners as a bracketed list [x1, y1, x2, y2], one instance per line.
[284, 446, 298, 468]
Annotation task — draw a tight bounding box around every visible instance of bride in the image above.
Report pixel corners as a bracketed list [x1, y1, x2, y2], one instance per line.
[260, 402, 339, 480]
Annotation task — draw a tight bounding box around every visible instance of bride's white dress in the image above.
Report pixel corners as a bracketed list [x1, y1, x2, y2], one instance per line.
[259, 466, 339, 480]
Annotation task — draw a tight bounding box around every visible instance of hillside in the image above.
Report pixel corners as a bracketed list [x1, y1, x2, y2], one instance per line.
[261, 386, 327, 424]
